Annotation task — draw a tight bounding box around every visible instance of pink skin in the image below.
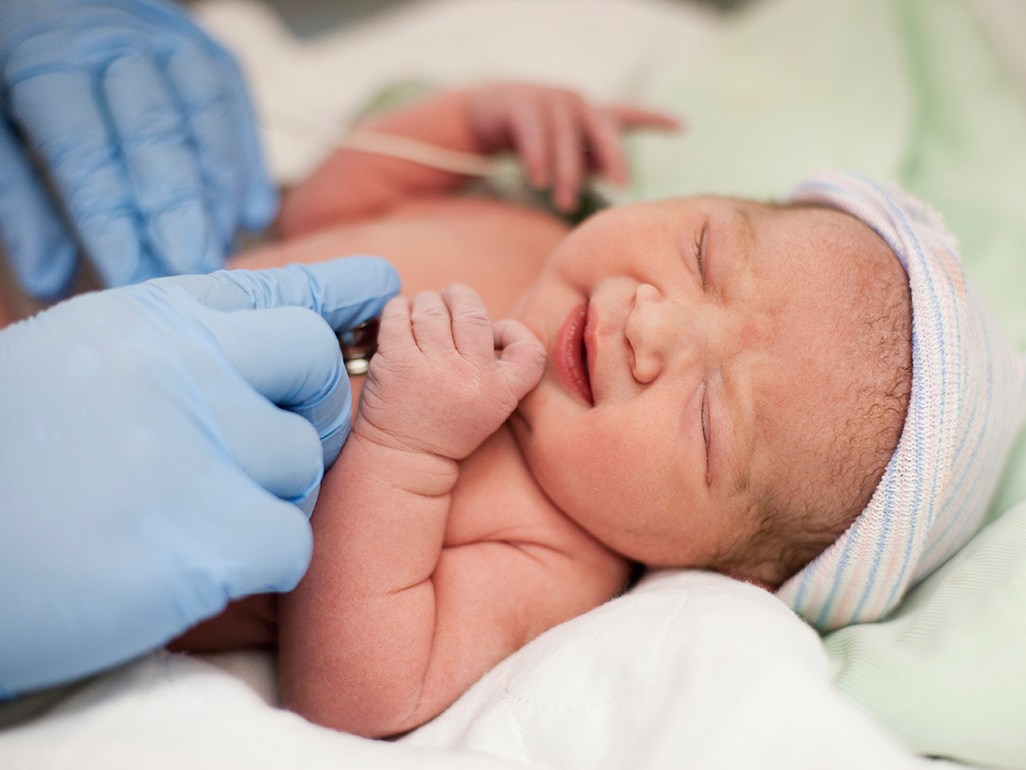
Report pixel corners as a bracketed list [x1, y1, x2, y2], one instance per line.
[507, 197, 901, 580]
[468, 83, 681, 212]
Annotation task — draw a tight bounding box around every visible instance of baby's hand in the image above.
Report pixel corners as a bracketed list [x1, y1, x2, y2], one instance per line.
[468, 82, 680, 212]
[354, 285, 545, 460]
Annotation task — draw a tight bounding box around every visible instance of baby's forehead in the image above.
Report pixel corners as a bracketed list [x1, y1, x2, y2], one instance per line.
[740, 200, 912, 534]
[748, 199, 905, 306]
[743, 197, 896, 252]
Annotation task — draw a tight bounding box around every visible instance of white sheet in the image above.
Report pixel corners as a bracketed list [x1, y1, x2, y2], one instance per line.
[0, 572, 940, 769]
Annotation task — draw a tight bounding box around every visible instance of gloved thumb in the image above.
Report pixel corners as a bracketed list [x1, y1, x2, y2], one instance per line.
[200, 304, 353, 470]
[146, 257, 401, 333]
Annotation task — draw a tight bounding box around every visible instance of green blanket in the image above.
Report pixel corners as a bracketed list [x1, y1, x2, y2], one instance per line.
[624, 0, 1026, 766]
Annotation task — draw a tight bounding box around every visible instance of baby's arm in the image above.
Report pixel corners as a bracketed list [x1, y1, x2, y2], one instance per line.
[278, 83, 678, 238]
[278, 286, 627, 737]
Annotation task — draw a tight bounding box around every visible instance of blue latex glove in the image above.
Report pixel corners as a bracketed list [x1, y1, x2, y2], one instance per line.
[0, 0, 277, 299]
[0, 256, 400, 698]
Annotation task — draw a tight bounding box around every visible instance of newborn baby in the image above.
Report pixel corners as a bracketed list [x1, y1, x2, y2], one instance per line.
[177, 84, 1025, 739]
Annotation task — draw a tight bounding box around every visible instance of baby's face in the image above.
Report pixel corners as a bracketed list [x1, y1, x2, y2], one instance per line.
[508, 197, 906, 582]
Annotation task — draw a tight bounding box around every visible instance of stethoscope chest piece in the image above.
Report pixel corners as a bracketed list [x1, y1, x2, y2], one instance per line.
[338, 317, 379, 376]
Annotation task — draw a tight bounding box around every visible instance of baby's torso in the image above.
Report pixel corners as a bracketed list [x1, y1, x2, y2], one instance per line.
[233, 196, 570, 319]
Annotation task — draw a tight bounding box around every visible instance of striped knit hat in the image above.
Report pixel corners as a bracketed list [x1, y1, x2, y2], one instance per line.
[775, 170, 1026, 631]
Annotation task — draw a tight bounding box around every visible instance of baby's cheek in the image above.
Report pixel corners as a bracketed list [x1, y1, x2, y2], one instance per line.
[520, 416, 595, 503]
[560, 414, 646, 498]
[740, 315, 765, 349]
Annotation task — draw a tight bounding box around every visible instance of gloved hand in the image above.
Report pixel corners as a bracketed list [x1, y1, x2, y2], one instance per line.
[0, 0, 277, 299]
[0, 256, 400, 698]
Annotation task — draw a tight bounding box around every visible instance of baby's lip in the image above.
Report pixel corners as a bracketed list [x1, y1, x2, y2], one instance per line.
[555, 301, 593, 405]
[584, 303, 598, 394]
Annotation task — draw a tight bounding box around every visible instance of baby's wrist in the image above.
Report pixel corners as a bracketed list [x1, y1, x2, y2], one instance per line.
[349, 418, 459, 496]
[351, 412, 438, 456]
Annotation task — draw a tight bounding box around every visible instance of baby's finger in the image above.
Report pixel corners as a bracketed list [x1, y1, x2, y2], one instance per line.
[376, 296, 416, 355]
[508, 97, 551, 188]
[580, 108, 628, 186]
[604, 105, 683, 132]
[442, 284, 494, 362]
[551, 101, 584, 213]
[410, 291, 454, 353]
[494, 319, 546, 400]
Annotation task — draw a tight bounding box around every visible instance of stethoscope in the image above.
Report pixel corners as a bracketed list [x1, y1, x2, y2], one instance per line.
[337, 318, 379, 376]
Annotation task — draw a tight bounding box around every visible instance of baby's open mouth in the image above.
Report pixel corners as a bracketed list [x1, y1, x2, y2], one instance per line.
[556, 301, 593, 405]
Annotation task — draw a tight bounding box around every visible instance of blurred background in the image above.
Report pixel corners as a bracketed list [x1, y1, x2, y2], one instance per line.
[189, 0, 754, 38]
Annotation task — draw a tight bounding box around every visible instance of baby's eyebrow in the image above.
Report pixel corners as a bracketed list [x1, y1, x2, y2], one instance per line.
[719, 362, 755, 499]
[731, 205, 755, 271]
[727, 421, 753, 499]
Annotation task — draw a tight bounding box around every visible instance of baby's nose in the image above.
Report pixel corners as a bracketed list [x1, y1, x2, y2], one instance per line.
[625, 283, 671, 384]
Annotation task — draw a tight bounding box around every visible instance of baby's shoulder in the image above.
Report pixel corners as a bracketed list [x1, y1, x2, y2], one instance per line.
[444, 424, 632, 631]
[447, 425, 613, 561]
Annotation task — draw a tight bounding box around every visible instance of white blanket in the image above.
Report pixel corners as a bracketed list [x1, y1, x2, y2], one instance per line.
[0, 572, 938, 769]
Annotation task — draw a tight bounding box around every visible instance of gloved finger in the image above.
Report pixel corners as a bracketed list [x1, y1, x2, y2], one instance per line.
[225, 55, 278, 231]
[203, 379, 324, 514]
[442, 284, 494, 361]
[0, 116, 78, 299]
[8, 69, 142, 287]
[199, 305, 350, 468]
[104, 53, 223, 276]
[156, 257, 400, 331]
[163, 40, 241, 246]
[494, 318, 546, 400]
[410, 290, 455, 353]
[550, 100, 584, 213]
[164, 38, 278, 235]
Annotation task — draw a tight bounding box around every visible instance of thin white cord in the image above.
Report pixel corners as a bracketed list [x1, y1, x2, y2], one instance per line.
[337, 129, 498, 177]
[261, 107, 501, 178]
